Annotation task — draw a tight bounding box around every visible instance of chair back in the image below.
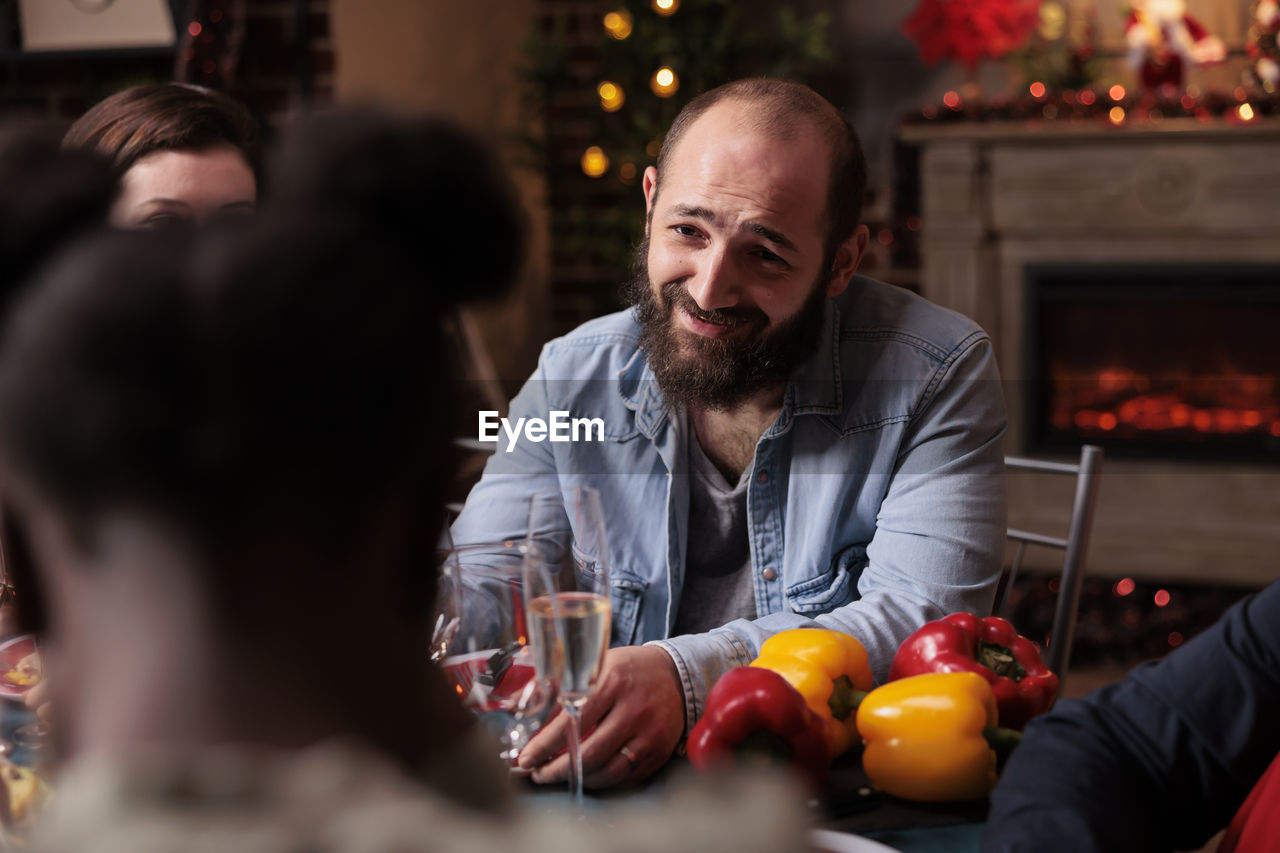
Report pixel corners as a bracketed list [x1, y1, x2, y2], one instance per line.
[998, 445, 1104, 693]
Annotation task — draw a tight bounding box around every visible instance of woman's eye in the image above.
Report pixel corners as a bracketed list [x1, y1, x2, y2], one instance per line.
[141, 213, 188, 230]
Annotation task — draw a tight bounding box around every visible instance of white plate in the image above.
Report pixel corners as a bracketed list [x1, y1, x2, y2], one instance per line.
[809, 828, 903, 853]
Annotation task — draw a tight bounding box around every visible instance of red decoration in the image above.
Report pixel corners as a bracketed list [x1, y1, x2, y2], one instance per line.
[1124, 0, 1225, 92]
[902, 0, 1042, 70]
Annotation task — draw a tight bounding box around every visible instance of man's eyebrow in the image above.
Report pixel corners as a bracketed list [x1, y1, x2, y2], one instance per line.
[141, 198, 193, 208]
[670, 204, 798, 253]
[671, 203, 716, 222]
[745, 221, 797, 253]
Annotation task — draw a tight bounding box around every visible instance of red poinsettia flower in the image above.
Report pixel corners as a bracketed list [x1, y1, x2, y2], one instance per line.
[902, 0, 1042, 70]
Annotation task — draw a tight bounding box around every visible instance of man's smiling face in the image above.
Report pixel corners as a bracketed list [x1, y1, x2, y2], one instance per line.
[627, 99, 854, 411]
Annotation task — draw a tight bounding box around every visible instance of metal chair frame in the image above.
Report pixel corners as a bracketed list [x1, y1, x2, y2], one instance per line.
[997, 444, 1104, 692]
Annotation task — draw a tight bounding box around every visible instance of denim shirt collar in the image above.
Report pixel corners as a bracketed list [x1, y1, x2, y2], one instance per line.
[617, 298, 844, 443]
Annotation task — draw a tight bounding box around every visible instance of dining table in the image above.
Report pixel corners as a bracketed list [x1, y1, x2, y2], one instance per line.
[518, 745, 987, 853]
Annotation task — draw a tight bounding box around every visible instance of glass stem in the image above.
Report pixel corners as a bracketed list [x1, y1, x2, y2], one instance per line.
[564, 704, 584, 809]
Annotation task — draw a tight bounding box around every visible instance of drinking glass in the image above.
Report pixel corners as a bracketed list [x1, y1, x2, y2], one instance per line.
[524, 486, 611, 808]
[436, 540, 559, 763]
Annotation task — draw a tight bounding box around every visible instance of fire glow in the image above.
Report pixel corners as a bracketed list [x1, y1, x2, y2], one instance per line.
[1050, 367, 1280, 438]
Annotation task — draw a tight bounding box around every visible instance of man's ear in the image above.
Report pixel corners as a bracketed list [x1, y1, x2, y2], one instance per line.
[825, 224, 870, 298]
[642, 166, 659, 235]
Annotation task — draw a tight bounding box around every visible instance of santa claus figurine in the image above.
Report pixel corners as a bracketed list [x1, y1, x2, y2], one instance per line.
[1125, 0, 1226, 91]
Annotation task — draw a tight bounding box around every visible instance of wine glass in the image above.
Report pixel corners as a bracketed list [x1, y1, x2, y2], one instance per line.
[524, 486, 611, 808]
[436, 540, 559, 763]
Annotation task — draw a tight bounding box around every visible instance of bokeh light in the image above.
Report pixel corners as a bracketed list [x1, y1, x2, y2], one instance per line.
[581, 146, 609, 178]
[1109, 84, 1126, 101]
[1109, 106, 1126, 124]
[651, 66, 679, 97]
[1029, 81, 1046, 99]
[942, 90, 961, 110]
[1113, 577, 1136, 597]
[603, 10, 633, 40]
[652, 0, 679, 15]
[1238, 103, 1256, 121]
[598, 80, 625, 112]
[1154, 589, 1171, 607]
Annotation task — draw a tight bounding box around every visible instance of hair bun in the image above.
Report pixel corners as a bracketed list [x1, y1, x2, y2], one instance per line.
[0, 123, 117, 311]
[269, 109, 526, 307]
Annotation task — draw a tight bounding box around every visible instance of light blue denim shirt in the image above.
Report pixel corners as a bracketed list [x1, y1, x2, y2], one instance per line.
[451, 275, 1007, 734]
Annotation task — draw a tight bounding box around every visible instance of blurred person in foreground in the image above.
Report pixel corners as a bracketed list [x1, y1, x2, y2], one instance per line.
[452, 77, 1008, 788]
[983, 578, 1280, 852]
[63, 83, 259, 229]
[0, 114, 808, 852]
[0, 122, 118, 642]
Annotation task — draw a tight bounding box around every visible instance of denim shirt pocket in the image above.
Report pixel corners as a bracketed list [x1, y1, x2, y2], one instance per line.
[784, 544, 868, 615]
[572, 542, 646, 647]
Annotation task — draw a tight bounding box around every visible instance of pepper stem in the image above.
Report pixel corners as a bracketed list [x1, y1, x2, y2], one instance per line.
[982, 725, 1023, 772]
[978, 641, 1027, 681]
[827, 675, 869, 722]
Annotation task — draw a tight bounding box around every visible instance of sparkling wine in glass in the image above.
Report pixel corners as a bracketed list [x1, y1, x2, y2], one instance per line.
[437, 540, 559, 763]
[525, 486, 611, 808]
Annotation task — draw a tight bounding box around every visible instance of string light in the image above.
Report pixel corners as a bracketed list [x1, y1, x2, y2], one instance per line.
[603, 10, 633, 40]
[1238, 103, 1256, 121]
[650, 66, 679, 97]
[597, 81, 625, 112]
[652, 0, 679, 15]
[581, 146, 609, 178]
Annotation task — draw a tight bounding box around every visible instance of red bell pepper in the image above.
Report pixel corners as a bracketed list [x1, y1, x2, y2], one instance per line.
[888, 612, 1059, 730]
[686, 665, 830, 789]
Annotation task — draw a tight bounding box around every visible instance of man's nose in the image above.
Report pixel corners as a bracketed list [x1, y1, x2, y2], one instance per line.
[685, 246, 738, 312]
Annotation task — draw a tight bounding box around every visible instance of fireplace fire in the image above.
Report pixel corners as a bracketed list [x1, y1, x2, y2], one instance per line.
[1025, 264, 1280, 461]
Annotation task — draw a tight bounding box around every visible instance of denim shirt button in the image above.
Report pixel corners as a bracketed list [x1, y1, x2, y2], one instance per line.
[756, 470, 769, 484]
[761, 567, 777, 581]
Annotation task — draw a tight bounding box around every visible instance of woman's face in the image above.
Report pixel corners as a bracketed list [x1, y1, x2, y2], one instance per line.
[110, 145, 256, 229]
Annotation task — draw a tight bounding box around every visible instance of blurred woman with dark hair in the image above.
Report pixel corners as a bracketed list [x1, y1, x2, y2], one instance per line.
[63, 83, 259, 229]
[0, 110, 807, 852]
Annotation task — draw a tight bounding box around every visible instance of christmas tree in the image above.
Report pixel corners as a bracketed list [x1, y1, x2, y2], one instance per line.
[521, 0, 835, 322]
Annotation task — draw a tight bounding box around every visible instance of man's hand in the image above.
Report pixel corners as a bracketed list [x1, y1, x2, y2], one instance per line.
[517, 645, 685, 788]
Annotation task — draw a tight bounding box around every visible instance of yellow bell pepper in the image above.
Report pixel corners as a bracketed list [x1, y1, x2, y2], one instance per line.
[750, 628, 873, 757]
[855, 671, 1002, 802]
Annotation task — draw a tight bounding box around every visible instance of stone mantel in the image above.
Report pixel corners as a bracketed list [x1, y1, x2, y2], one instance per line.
[900, 118, 1280, 588]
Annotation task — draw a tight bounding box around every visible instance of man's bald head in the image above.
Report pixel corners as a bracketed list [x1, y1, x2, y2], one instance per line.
[653, 78, 867, 260]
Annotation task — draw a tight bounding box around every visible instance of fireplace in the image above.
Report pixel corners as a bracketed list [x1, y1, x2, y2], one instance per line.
[903, 119, 1280, 586]
[1025, 264, 1280, 462]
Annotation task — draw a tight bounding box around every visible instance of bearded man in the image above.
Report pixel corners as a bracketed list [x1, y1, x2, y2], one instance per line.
[450, 78, 1008, 788]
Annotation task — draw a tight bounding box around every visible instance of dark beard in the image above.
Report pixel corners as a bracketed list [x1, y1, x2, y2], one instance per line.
[622, 235, 830, 412]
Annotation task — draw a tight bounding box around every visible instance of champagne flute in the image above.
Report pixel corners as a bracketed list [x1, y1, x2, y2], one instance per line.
[524, 486, 611, 808]
[436, 540, 559, 762]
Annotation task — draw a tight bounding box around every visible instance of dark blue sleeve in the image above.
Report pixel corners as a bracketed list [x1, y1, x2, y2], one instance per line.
[982, 579, 1280, 853]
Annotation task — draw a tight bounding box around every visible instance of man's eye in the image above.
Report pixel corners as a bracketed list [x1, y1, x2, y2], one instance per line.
[671, 224, 700, 238]
[753, 248, 787, 266]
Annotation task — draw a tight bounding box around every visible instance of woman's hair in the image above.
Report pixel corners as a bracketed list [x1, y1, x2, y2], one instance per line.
[0, 121, 117, 314]
[62, 83, 261, 182]
[0, 109, 524, 630]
